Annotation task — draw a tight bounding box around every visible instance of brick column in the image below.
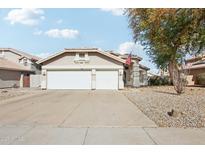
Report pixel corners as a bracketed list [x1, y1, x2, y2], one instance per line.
[132, 61, 140, 87]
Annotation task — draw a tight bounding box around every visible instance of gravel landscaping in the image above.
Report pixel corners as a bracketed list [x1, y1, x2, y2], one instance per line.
[123, 86, 205, 128]
[0, 88, 40, 102]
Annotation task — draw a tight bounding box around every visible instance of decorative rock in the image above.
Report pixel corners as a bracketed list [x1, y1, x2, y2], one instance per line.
[124, 86, 205, 128]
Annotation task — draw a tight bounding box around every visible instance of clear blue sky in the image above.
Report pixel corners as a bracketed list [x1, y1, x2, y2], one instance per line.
[0, 8, 158, 73]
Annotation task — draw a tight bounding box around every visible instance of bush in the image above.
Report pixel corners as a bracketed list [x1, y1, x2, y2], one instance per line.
[196, 73, 205, 85]
[148, 76, 172, 86]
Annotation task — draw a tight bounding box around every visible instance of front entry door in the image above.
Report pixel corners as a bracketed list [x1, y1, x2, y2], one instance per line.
[23, 73, 30, 87]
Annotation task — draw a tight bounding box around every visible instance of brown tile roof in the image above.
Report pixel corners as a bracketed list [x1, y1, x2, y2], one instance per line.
[139, 64, 150, 70]
[185, 63, 205, 70]
[0, 48, 41, 61]
[185, 55, 205, 70]
[186, 54, 205, 63]
[192, 59, 205, 65]
[64, 48, 99, 50]
[108, 51, 142, 61]
[108, 51, 150, 70]
[0, 58, 31, 71]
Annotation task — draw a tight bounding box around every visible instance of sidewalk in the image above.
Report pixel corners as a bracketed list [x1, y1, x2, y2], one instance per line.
[0, 126, 205, 145]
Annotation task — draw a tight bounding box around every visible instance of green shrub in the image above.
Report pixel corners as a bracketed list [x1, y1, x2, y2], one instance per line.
[196, 73, 205, 85]
[148, 76, 172, 86]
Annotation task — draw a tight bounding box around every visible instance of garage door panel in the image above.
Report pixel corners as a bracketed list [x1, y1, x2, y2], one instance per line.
[47, 71, 91, 89]
[96, 71, 118, 89]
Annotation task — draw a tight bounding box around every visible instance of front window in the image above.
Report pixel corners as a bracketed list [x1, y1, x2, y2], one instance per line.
[139, 71, 144, 83]
[0, 51, 4, 57]
[23, 58, 28, 66]
[79, 53, 85, 58]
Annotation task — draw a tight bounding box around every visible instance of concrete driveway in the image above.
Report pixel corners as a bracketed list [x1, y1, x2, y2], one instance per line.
[0, 90, 156, 127]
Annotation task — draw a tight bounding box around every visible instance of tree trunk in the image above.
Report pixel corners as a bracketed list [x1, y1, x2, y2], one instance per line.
[168, 61, 185, 94]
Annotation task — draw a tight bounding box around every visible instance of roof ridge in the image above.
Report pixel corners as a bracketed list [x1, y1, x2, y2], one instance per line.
[0, 48, 41, 61]
[37, 48, 125, 64]
[106, 50, 142, 60]
[64, 48, 99, 50]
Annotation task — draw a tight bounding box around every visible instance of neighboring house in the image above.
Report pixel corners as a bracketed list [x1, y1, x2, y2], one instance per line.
[109, 52, 150, 87]
[37, 48, 150, 90]
[0, 48, 41, 88]
[37, 48, 125, 90]
[0, 58, 31, 88]
[185, 54, 205, 86]
[0, 48, 41, 74]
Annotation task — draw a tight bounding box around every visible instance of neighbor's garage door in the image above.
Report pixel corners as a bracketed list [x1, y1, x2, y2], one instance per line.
[96, 71, 118, 89]
[47, 71, 91, 89]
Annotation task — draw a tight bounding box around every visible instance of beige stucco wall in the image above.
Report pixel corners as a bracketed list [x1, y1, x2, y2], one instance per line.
[0, 70, 21, 88]
[124, 65, 133, 86]
[186, 75, 195, 86]
[124, 62, 149, 87]
[30, 74, 42, 88]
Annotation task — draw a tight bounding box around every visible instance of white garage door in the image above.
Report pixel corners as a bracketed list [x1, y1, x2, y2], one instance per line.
[47, 71, 91, 89]
[96, 71, 118, 89]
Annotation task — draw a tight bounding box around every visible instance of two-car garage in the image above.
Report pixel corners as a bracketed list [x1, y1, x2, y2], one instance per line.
[47, 70, 119, 90]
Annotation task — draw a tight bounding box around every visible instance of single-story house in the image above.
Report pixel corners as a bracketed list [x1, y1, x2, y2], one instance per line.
[185, 55, 205, 86]
[0, 48, 41, 88]
[37, 48, 150, 90]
